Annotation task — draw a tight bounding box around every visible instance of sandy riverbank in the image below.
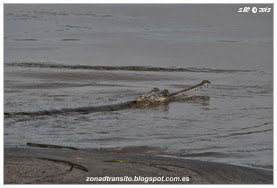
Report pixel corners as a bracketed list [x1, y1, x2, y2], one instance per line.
[4, 147, 273, 184]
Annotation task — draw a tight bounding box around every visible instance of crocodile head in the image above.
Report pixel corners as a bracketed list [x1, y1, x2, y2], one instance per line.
[136, 80, 210, 105]
[136, 88, 169, 103]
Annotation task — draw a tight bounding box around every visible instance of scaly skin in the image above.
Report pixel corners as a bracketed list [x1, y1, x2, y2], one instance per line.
[4, 80, 210, 117]
[137, 80, 210, 103]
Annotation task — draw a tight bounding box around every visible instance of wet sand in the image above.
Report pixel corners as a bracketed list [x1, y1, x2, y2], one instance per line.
[4, 147, 272, 184]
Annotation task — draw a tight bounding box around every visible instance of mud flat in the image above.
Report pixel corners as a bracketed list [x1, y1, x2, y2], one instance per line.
[4, 147, 272, 184]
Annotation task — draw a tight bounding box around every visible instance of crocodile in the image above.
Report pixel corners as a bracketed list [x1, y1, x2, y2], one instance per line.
[4, 80, 210, 117]
[136, 80, 210, 107]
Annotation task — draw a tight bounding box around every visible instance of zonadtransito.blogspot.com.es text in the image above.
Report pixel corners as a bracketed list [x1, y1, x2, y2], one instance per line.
[86, 176, 190, 183]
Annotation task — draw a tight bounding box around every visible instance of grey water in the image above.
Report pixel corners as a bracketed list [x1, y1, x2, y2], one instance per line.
[4, 4, 273, 169]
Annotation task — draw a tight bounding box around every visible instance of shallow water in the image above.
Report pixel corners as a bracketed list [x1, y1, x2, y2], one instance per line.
[4, 4, 273, 169]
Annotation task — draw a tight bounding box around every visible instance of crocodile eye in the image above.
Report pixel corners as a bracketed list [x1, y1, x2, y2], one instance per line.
[152, 87, 160, 92]
[202, 80, 210, 86]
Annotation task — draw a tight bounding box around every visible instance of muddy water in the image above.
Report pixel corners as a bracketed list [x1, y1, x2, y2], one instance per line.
[4, 4, 273, 169]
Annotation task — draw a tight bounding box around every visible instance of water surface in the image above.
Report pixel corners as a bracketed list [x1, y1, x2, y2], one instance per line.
[4, 4, 273, 169]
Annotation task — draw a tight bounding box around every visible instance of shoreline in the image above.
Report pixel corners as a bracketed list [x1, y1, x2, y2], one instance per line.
[4, 147, 273, 184]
